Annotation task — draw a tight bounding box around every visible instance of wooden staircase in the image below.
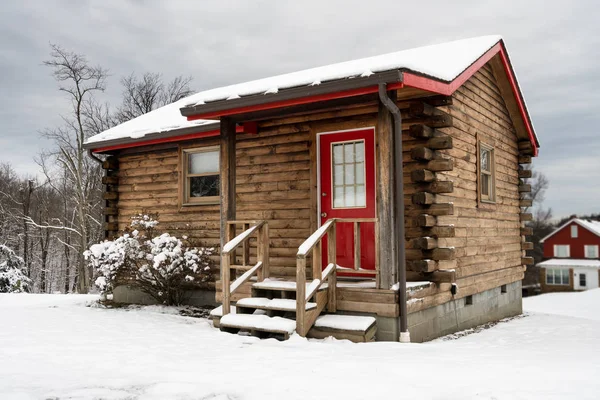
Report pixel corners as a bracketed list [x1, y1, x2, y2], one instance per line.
[212, 219, 378, 342]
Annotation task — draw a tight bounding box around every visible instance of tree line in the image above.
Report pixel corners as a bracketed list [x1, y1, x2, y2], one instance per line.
[0, 44, 193, 294]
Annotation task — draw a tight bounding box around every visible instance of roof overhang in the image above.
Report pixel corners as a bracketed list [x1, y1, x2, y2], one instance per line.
[181, 40, 539, 156]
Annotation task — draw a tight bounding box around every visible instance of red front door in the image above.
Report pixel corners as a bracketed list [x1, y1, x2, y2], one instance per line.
[319, 128, 376, 272]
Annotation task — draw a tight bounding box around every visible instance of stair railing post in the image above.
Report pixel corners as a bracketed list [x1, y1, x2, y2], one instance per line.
[256, 224, 264, 282]
[296, 256, 307, 336]
[327, 220, 337, 312]
[263, 223, 270, 280]
[222, 251, 231, 316]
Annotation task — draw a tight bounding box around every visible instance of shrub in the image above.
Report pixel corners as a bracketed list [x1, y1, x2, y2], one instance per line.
[0, 245, 32, 293]
[84, 213, 214, 305]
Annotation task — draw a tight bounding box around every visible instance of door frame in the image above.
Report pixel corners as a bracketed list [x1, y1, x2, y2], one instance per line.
[316, 126, 377, 229]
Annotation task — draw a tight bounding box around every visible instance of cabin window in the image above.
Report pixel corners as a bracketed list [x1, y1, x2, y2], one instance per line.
[571, 225, 578, 238]
[584, 245, 599, 259]
[478, 141, 495, 203]
[553, 245, 570, 258]
[579, 273, 587, 287]
[182, 147, 220, 205]
[546, 268, 569, 285]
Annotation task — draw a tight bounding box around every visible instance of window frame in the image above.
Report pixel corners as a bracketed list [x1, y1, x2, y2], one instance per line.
[584, 245, 599, 259]
[579, 273, 587, 287]
[477, 139, 496, 204]
[571, 225, 578, 238]
[553, 244, 570, 258]
[546, 268, 570, 286]
[181, 146, 220, 206]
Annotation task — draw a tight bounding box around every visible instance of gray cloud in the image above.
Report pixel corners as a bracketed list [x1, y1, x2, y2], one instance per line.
[1, 0, 598, 218]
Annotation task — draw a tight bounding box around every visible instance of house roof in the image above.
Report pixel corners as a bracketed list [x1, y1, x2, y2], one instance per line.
[537, 259, 600, 269]
[84, 35, 539, 153]
[540, 218, 600, 243]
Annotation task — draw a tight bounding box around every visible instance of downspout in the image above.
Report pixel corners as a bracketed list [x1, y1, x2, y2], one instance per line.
[378, 83, 410, 343]
[88, 149, 103, 165]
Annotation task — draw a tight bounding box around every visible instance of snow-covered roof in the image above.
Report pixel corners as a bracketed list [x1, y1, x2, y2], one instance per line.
[540, 218, 600, 243]
[537, 259, 600, 269]
[182, 35, 502, 107]
[85, 96, 217, 145]
[85, 35, 505, 149]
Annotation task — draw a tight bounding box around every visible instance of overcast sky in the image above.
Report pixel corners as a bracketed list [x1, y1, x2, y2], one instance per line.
[1, 0, 598, 219]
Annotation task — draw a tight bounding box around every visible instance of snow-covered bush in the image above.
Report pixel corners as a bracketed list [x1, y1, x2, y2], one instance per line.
[0, 245, 32, 293]
[84, 214, 213, 305]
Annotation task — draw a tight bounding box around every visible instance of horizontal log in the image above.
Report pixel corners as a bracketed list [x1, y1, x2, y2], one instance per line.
[520, 213, 533, 222]
[427, 247, 456, 261]
[520, 227, 533, 236]
[424, 180, 454, 194]
[416, 214, 436, 228]
[426, 114, 453, 128]
[522, 256, 534, 265]
[430, 225, 456, 238]
[409, 124, 436, 139]
[518, 169, 532, 178]
[102, 158, 118, 170]
[425, 203, 454, 216]
[413, 237, 438, 250]
[411, 146, 434, 161]
[427, 159, 453, 172]
[409, 102, 437, 117]
[519, 199, 533, 207]
[518, 155, 532, 164]
[427, 136, 453, 150]
[102, 192, 119, 201]
[518, 184, 532, 193]
[518, 141, 533, 152]
[411, 169, 435, 183]
[522, 242, 534, 250]
[406, 270, 455, 284]
[104, 207, 118, 216]
[102, 176, 119, 185]
[412, 192, 435, 205]
[409, 259, 438, 273]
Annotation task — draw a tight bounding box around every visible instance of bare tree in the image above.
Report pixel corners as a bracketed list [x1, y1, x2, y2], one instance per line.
[42, 44, 107, 293]
[114, 72, 193, 123]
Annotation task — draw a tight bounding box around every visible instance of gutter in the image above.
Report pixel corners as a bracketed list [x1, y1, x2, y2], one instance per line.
[378, 83, 410, 343]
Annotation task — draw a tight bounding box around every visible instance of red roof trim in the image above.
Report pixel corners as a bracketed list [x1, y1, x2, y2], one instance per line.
[186, 82, 404, 121]
[403, 42, 538, 156]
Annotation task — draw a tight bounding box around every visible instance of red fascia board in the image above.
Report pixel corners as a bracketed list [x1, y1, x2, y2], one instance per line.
[91, 125, 246, 153]
[403, 42, 538, 156]
[186, 82, 405, 121]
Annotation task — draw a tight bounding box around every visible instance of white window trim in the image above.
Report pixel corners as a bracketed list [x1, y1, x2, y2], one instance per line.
[571, 225, 578, 238]
[553, 244, 570, 258]
[545, 268, 570, 286]
[584, 245, 599, 259]
[182, 146, 220, 206]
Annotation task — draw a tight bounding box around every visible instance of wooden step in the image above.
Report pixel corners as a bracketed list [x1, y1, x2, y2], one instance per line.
[307, 315, 377, 343]
[236, 297, 317, 313]
[220, 314, 296, 340]
[252, 278, 327, 292]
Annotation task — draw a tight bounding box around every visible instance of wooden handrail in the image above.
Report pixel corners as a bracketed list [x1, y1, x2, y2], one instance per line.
[221, 220, 269, 316]
[297, 219, 335, 258]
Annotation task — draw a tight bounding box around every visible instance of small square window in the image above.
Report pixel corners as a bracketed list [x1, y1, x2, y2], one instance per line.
[465, 295, 473, 306]
[584, 245, 599, 259]
[571, 225, 578, 238]
[500, 284, 507, 294]
[182, 147, 220, 205]
[478, 140, 495, 203]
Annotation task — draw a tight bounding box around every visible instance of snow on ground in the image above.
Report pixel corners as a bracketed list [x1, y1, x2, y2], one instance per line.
[1, 291, 599, 400]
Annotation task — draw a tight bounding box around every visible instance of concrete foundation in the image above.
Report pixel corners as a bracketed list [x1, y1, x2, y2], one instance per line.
[376, 281, 523, 342]
[112, 285, 218, 307]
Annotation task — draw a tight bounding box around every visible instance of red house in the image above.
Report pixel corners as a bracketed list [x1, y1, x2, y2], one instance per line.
[538, 218, 600, 292]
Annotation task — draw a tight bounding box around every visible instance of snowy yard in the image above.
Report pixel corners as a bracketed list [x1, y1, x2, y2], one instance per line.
[1, 291, 599, 400]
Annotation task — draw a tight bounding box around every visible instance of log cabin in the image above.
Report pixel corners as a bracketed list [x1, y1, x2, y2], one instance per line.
[84, 35, 540, 342]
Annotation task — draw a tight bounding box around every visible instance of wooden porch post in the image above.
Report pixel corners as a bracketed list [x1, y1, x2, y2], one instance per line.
[220, 117, 237, 273]
[376, 94, 398, 289]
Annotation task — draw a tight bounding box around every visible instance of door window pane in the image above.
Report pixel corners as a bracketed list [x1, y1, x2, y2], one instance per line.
[331, 140, 366, 208]
[580, 273, 587, 287]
